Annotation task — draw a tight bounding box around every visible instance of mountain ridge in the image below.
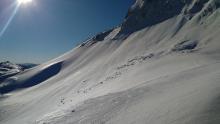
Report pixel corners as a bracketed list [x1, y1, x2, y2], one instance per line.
[117, 0, 220, 37]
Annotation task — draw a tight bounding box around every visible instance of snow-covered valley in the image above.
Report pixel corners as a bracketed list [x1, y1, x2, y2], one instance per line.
[1, 0, 220, 124]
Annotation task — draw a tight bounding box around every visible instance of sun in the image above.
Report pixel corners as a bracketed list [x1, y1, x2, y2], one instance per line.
[17, 0, 33, 4]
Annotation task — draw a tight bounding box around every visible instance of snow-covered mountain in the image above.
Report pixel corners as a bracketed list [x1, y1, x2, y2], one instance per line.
[0, 61, 22, 83]
[17, 63, 38, 70]
[1, 0, 220, 124]
[0, 61, 37, 83]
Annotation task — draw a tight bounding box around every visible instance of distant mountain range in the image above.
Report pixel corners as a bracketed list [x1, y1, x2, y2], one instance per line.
[0, 61, 37, 83]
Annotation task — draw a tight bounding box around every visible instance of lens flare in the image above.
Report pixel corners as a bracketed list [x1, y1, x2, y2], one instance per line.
[17, 0, 33, 4]
[0, 4, 20, 38]
[0, 0, 33, 39]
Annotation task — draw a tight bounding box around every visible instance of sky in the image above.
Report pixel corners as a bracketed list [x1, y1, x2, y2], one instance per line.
[0, 0, 134, 64]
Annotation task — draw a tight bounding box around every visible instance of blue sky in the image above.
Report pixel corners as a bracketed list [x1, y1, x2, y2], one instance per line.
[0, 0, 134, 64]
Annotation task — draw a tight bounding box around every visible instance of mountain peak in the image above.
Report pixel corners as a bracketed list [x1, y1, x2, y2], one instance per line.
[117, 0, 219, 36]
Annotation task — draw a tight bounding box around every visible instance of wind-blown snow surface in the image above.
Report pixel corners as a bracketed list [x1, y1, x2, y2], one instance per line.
[1, 0, 220, 124]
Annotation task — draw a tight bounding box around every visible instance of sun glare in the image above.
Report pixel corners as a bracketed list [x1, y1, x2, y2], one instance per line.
[17, 0, 33, 4]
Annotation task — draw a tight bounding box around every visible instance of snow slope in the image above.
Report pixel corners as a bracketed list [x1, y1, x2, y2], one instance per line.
[0, 0, 220, 124]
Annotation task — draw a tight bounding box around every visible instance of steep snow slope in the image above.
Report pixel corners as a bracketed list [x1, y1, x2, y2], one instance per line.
[1, 0, 220, 124]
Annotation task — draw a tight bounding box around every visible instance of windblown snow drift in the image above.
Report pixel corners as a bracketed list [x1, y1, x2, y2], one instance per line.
[1, 0, 220, 124]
